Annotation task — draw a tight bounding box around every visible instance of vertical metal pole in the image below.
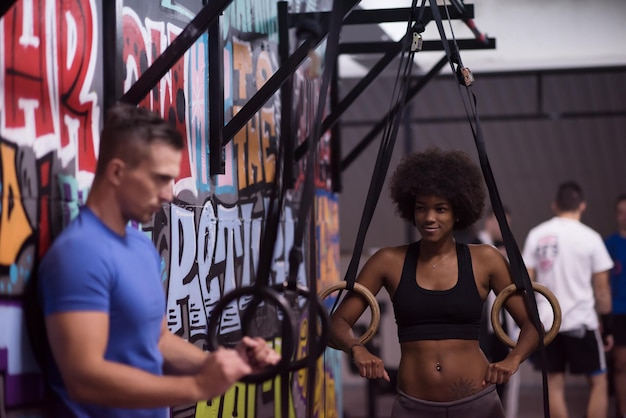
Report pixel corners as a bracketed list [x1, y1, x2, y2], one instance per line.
[306, 209, 318, 418]
[276, 7, 293, 418]
[208, 9, 225, 175]
[330, 60, 342, 193]
[278, 1, 294, 189]
[102, 0, 123, 112]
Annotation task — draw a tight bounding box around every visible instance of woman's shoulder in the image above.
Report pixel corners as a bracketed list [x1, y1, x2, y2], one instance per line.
[359, 245, 410, 287]
[466, 242, 501, 254]
[466, 242, 507, 266]
[361, 244, 411, 272]
[370, 243, 411, 260]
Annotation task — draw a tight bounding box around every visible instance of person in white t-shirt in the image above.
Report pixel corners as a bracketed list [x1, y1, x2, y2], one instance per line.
[522, 181, 614, 418]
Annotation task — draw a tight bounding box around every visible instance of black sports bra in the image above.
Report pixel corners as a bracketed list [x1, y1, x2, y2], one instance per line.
[392, 241, 483, 343]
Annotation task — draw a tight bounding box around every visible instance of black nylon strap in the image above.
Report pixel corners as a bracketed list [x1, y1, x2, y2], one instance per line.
[428, 2, 550, 417]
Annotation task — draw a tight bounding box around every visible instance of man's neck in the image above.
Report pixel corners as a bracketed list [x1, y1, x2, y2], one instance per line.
[86, 184, 127, 236]
[556, 211, 581, 221]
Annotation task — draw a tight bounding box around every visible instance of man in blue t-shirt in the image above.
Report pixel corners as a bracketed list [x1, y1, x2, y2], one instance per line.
[605, 193, 626, 418]
[38, 104, 279, 418]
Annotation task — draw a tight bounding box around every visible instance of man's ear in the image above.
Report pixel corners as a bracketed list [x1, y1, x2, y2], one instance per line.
[579, 201, 587, 213]
[106, 158, 125, 186]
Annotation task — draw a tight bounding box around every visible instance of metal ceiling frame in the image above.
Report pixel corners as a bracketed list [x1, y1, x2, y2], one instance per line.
[296, 19, 494, 162]
[102, 1, 496, 188]
[329, 5, 496, 178]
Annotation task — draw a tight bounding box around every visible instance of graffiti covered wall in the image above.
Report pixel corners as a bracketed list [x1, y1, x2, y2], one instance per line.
[0, 0, 99, 415]
[0, 0, 341, 417]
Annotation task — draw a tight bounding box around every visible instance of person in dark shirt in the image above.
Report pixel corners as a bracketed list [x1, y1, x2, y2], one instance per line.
[605, 193, 626, 417]
[329, 148, 539, 418]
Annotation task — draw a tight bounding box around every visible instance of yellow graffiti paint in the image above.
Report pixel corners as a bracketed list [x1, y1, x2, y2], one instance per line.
[255, 49, 272, 91]
[315, 195, 340, 288]
[270, 371, 296, 418]
[0, 142, 33, 266]
[260, 109, 275, 183]
[232, 107, 277, 190]
[194, 381, 254, 418]
[233, 40, 252, 101]
[296, 318, 309, 388]
[246, 113, 262, 185]
[193, 337, 301, 418]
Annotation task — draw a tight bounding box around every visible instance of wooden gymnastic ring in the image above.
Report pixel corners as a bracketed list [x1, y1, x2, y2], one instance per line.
[318, 282, 380, 348]
[491, 282, 562, 349]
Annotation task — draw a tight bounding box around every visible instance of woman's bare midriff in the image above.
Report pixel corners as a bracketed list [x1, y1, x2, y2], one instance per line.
[397, 339, 491, 402]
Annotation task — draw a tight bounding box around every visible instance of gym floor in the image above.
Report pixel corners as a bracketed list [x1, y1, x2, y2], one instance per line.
[341, 361, 618, 418]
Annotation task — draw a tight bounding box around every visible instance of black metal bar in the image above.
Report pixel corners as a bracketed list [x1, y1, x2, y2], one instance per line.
[339, 38, 496, 55]
[0, 0, 18, 19]
[449, 0, 466, 15]
[221, 0, 360, 147]
[330, 60, 341, 193]
[294, 5, 494, 166]
[341, 55, 448, 172]
[102, 0, 123, 112]
[292, 5, 474, 25]
[277, 1, 294, 189]
[208, 13, 225, 175]
[120, 0, 236, 105]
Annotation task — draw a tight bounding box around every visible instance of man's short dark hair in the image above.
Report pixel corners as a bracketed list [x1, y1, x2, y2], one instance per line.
[555, 181, 584, 212]
[96, 103, 184, 176]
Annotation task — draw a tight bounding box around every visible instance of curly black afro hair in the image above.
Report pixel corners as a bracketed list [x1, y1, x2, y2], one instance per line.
[388, 147, 486, 230]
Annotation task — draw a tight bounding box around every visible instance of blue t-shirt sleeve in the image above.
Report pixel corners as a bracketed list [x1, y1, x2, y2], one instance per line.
[39, 238, 113, 316]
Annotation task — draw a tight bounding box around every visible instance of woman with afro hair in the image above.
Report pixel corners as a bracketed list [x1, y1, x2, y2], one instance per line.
[329, 148, 539, 417]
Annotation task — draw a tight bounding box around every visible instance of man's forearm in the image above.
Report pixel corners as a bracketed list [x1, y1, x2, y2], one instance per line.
[593, 271, 612, 315]
[159, 330, 209, 375]
[65, 360, 203, 408]
[596, 293, 612, 315]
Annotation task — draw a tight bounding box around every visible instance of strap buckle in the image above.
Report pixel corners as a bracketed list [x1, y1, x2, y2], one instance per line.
[411, 32, 423, 52]
[457, 66, 474, 86]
